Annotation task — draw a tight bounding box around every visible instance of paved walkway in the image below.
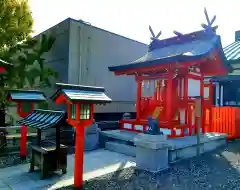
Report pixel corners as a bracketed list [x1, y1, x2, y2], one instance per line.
[0, 149, 136, 190]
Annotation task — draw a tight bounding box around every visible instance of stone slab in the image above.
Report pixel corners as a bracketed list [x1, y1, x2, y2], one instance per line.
[167, 133, 227, 150]
[105, 141, 136, 157]
[134, 133, 168, 149]
[100, 130, 138, 142]
[168, 137, 227, 163]
[134, 133, 167, 142]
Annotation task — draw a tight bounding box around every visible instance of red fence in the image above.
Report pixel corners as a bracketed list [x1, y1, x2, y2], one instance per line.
[205, 107, 240, 139]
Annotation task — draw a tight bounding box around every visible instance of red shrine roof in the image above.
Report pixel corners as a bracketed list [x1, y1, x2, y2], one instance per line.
[51, 83, 112, 104]
[109, 30, 232, 76]
[109, 8, 234, 76]
[0, 59, 13, 74]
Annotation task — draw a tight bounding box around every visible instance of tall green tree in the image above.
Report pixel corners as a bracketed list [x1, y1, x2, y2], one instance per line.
[0, 0, 34, 130]
[0, 0, 33, 56]
[0, 0, 58, 131]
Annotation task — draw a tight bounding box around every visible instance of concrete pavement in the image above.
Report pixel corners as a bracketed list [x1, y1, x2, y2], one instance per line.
[0, 149, 136, 190]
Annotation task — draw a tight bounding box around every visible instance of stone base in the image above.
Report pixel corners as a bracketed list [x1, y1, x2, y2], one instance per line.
[134, 133, 169, 173]
[101, 130, 228, 165]
[168, 133, 227, 163]
[136, 146, 169, 173]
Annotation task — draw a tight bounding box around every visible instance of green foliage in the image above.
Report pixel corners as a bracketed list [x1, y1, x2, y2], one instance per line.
[6, 34, 58, 89]
[0, 0, 58, 109]
[0, 0, 33, 56]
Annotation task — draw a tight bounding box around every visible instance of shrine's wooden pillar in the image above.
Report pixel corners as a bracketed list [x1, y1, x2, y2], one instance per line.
[200, 75, 205, 133]
[154, 81, 158, 100]
[184, 76, 189, 133]
[166, 72, 173, 127]
[157, 80, 161, 101]
[136, 78, 142, 121]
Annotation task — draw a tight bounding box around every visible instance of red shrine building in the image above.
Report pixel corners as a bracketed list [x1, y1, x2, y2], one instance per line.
[109, 9, 232, 137]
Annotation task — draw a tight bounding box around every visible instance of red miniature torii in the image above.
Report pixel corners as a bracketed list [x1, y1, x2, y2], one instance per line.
[109, 8, 232, 137]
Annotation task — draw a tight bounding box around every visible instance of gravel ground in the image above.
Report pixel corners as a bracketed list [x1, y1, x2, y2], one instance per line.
[0, 154, 30, 168]
[58, 141, 240, 190]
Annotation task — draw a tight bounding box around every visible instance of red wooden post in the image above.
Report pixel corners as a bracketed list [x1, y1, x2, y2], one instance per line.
[20, 125, 27, 158]
[136, 78, 142, 121]
[200, 76, 205, 133]
[18, 103, 34, 160]
[74, 103, 84, 188]
[158, 80, 161, 101]
[19, 103, 34, 159]
[74, 125, 85, 188]
[166, 72, 173, 126]
[184, 76, 188, 101]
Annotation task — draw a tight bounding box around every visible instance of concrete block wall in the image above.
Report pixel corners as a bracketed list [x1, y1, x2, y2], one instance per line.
[68, 19, 148, 113]
[31, 18, 148, 113]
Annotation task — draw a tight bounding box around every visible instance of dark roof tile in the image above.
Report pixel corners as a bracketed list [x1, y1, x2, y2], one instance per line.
[17, 109, 66, 130]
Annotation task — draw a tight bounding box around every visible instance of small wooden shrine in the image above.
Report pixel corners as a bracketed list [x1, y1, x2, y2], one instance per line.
[8, 89, 47, 117]
[51, 83, 111, 189]
[17, 109, 68, 179]
[108, 8, 232, 137]
[7, 89, 47, 159]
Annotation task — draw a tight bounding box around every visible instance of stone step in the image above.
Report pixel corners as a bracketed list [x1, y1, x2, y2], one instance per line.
[105, 141, 136, 157]
[100, 130, 138, 143]
[102, 130, 227, 162]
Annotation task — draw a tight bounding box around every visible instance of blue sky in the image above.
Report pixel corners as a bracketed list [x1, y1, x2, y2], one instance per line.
[30, 0, 239, 47]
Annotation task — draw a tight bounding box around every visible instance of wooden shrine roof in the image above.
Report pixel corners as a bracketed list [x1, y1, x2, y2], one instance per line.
[8, 89, 47, 102]
[109, 30, 231, 74]
[51, 83, 112, 103]
[17, 109, 66, 130]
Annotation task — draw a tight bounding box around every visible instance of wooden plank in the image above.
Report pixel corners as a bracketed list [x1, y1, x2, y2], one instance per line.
[219, 108, 224, 133]
[212, 107, 216, 132]
[213, 107, 219, 131]
[225, 107, 229, 135]
[222, 107, 226, 133]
